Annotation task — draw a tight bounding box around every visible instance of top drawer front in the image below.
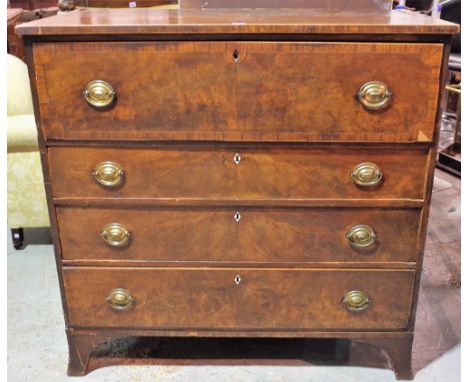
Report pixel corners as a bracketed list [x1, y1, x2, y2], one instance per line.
[33, 41, 442, 142]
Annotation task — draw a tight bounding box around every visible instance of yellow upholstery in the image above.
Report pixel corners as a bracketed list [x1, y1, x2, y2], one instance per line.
[7, 54, 50, 229]
[7, 54, 34, 116]
[7, 114, 39, 153]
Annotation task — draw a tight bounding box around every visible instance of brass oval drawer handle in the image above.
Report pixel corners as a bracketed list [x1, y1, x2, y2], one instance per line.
[357, 81, 392, 111]
[347, 224, 376, 248]
[83, 80, 116, 108]
[351, 162, 383, 188]
[342, 290, 371, 312]
[101, 223, 130, 247]
[106, 288, 134, 310]
[92, 161, 124, 187]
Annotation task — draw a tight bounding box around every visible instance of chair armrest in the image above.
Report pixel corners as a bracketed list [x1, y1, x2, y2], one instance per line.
[7, 115, 39, 153]
[7, 54, 34, 116]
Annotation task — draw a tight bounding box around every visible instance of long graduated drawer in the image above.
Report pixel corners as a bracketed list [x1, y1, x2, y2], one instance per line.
[57, 206, 421, 264]
[33, 41, 442, 142]
[48, 145, 429, 201]
[63, 267, 415, 330]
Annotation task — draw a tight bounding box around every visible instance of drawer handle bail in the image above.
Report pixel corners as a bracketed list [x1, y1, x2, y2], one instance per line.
[357, 81, 392, 111]
[93, 161, 125, 187]
[106, 288, 134, 310]
[83, 80, 116, 108]
[346, 224, 377, 249]
[342, 290, 371, 312]
[101, 223, 130, 247]
[351, 162, 383, 188]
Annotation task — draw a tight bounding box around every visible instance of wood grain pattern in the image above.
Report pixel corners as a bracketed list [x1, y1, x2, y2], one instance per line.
[56, 206, 421, 263]
[54, 198, 425, 208]
[77, 0, 176, 6]
[48, 145, 429, 200]
[9, 0, 56, 10]
[19, 7, 458, 379]
[180, 0, 392, 11]
[33, 41, 442, 142]
[63, 267, 415, 330]
[66, 327, 415, 339]
[7, 9, 25, 60]
[15, 8, 459, 36]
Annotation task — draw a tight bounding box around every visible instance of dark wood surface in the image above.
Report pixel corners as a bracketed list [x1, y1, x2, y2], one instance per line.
[16, 8, 459, 36]
[47, 146, 429, 200]
[63, 267, 415, 330]
[20, 5, 459, 379]
[7, 8, 25, 59]
[65, 328, 414, 378]
[10, 0, 56, 10]
[33, 41, 442, 143]
[9, 0, 175, 10]
[76, 0, 176, 6]
[56, 206, 422, 263]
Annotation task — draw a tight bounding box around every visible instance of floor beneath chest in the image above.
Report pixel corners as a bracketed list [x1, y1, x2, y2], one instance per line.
[7, 169, 460, 382]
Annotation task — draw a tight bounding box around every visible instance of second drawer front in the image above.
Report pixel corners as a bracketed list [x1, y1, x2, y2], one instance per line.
[63, 267, 415, 330]
[57, 207, 421, 263]
[48, 146, 428, 200]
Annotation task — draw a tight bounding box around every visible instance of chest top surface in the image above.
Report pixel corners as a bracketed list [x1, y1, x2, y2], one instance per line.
[16, 8, 458, 37]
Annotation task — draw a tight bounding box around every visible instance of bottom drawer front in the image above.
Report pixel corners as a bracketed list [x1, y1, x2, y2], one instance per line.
[64, 268, 414, 330]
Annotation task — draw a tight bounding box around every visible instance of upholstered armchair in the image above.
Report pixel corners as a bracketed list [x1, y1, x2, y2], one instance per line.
[7, 53, 50, 249]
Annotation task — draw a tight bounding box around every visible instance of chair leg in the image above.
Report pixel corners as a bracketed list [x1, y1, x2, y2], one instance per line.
[11, 228, 24, 250]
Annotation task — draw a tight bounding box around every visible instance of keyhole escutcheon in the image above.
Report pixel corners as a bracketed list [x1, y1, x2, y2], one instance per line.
[234, 153, 241, 165]
[234, 211, 241, 222]
[233, 49, 239, 62]
[234, 275, 242, 285]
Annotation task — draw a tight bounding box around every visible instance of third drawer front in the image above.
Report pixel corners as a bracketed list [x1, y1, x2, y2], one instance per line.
[57, 206, 421, 263]
[48, 146, 428, 200]
[63, 267, 415, 330]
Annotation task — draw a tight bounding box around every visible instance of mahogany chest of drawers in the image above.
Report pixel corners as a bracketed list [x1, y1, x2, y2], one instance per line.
[17, 6, 458, 380]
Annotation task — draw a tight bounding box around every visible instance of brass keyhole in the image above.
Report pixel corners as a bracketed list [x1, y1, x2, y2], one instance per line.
[234, 211, 241, 222]
[234, 275, 242, 285]
[233, 49, 239, 62]
[234, 153, 241, 165]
